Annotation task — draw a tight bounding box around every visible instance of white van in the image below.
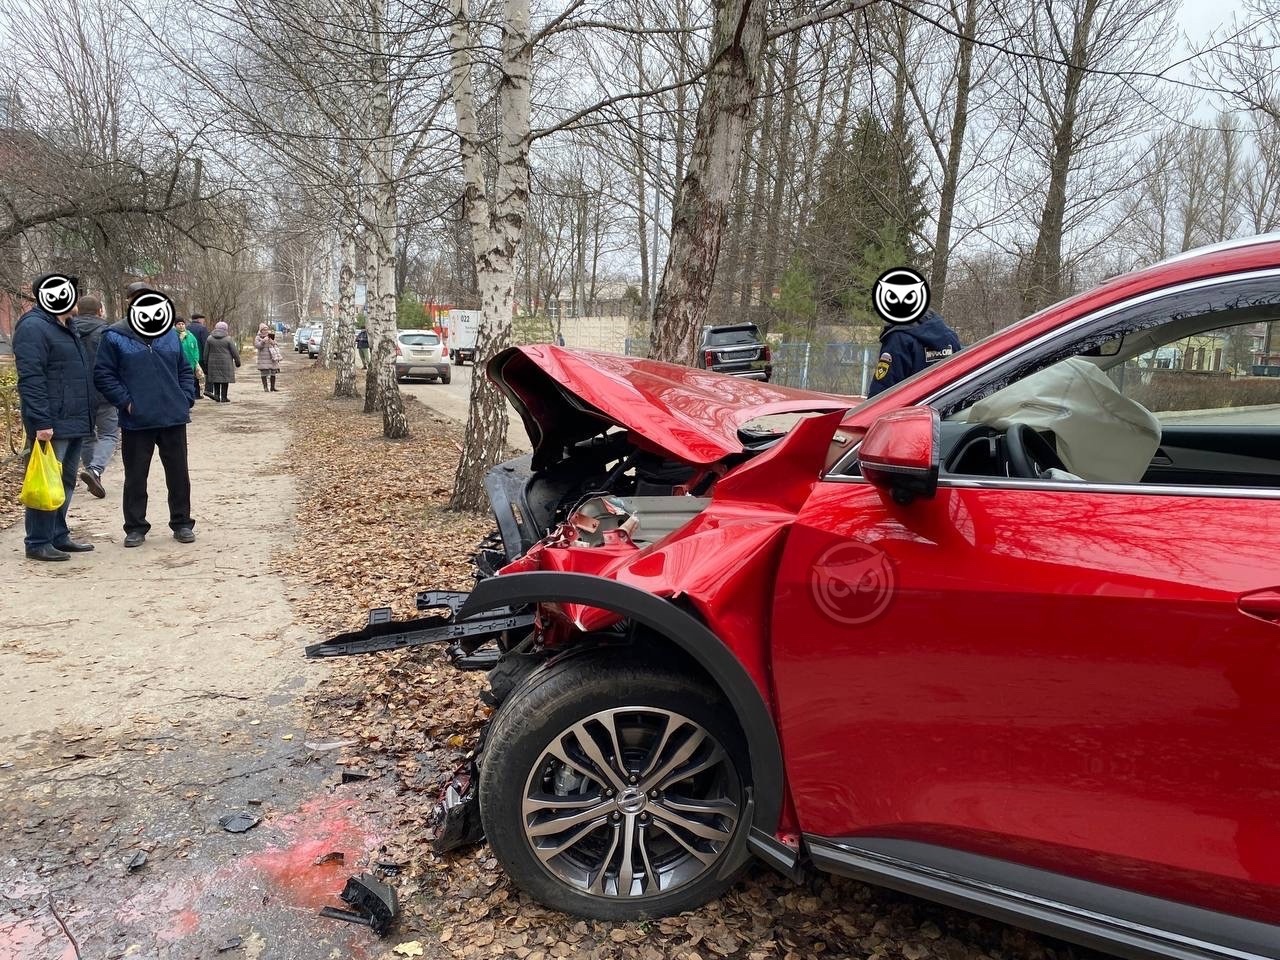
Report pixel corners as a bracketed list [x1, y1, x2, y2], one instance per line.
[446, 309, 480, 365]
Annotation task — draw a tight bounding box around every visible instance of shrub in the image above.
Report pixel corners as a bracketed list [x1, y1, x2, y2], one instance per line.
[1123, 370, 1280, 413]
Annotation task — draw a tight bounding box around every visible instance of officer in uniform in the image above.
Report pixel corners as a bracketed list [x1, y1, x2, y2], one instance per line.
[868, 306, 963, 398]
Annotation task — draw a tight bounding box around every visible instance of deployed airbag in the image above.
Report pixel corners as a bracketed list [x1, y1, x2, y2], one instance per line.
[967, 358, 1161, 483]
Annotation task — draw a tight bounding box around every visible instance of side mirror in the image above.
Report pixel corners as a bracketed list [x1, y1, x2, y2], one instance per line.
[859, 407, 940, 504]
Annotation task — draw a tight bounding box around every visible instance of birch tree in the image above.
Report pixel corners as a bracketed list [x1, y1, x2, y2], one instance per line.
[648, 0, 768, 365]
[448, 0, 532, 511]
[159, 0, 453, 435]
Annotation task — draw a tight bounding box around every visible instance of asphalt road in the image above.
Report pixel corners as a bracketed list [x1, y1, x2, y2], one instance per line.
[391, 360, 533, 453]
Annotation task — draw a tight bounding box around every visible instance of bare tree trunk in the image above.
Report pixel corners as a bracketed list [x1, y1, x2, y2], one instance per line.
[1024, 0, 1100, 313]
[1211, 113, 1242, 242]
[320, 237, 337, 368]
[930, 0, 978, 312]
[737, 52, 775, 312]
[759, 28, 802, 327]
[373, 201, 408, 437]
[649, 0, 768, 364]
[795, 31, 832, 233]
[449, 0, 531, 512]
[335, 229, 358, 397]
[362, 193, 384, 413]
[575, 189, 587, 317]
[714, 120, 754, 320]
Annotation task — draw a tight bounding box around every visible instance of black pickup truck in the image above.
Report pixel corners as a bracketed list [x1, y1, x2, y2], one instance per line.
[695, 323, 772, 381]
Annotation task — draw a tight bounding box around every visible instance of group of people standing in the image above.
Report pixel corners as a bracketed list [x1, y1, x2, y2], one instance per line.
[173, 320, 282, 401]
[172, 313, 248, 403]
[12, 274, 287, 562]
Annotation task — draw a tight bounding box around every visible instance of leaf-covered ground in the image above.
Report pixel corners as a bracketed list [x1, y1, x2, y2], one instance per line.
[279, 369, 1097, 960]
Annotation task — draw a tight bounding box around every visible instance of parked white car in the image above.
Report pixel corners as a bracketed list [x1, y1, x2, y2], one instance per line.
[394, 330, 451, 383]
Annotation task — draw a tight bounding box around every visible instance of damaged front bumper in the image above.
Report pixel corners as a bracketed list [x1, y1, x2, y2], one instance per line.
[307, 589, 533, 854]
[304, 590, 533, 668]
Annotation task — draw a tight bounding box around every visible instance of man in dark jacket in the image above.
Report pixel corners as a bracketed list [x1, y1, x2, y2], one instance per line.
[187, 312, 211, 390]
[355, 327, 369, 368]
[13, 273, 96, 560]
[95, 286, 198, 547]
[867, 309, 963, 398]
[72, 294, 118, 498]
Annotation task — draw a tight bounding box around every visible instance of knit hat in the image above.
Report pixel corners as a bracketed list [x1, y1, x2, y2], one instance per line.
[215, 321, 229, 332]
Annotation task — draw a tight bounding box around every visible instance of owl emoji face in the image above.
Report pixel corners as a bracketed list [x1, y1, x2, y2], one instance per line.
[128, 291, 175, 338]
[873, 268, 930, 325]
[36, 275, 79, 315]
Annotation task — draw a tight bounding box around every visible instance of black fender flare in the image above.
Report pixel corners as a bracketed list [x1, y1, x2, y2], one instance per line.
[459, 572, 785, 835]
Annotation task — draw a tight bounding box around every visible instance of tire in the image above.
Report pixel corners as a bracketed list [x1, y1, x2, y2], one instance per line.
[440, 371, 452, 385]
[479, 654, 749, 920]
[453, 354, 462, 366]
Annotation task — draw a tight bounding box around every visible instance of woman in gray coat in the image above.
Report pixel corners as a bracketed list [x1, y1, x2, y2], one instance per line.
[202, 321, 241, 403]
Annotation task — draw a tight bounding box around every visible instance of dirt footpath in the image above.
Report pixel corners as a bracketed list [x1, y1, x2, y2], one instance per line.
[0, 377, 389, 960]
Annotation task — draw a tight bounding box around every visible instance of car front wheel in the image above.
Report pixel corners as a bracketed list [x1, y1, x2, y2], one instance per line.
[479, 655, 749, 920]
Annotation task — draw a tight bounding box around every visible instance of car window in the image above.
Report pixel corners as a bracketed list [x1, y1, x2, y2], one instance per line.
[400, 333, 440, 346]
[706, 328, 759, 346]
[938, 303, 1280, 489]
[951, 317, 1280, 429]
[1110, 325, 1280, 427]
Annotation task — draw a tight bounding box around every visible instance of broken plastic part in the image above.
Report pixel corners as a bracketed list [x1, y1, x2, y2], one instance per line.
[431, 762, 485, 853]
[218, 811, 261, 833]
[318, 873, 399, 937]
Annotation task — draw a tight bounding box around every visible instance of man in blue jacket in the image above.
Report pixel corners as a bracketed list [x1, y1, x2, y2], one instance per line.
[867, 308, 963, 398]
[94, 285, 198, 547]
[13, 273, 96, 560]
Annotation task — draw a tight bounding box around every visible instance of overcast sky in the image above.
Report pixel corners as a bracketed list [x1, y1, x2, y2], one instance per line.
[1180, 0, 1247, 37]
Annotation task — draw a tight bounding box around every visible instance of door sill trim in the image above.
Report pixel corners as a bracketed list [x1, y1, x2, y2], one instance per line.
[805, 837, 1277, 960]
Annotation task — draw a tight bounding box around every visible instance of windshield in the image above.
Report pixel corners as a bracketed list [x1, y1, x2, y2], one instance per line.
[400, 333, 440, 346]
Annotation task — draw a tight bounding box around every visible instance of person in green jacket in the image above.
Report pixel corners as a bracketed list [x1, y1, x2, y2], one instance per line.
[176, 319, 203, 397]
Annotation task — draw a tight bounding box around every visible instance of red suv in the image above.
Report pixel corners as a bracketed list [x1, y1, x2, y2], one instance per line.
[315, 237, 1280, 959]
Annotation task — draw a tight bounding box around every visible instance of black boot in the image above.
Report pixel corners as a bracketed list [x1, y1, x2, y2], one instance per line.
[261, 374, 269, 391]
[269, 375, 277, 392]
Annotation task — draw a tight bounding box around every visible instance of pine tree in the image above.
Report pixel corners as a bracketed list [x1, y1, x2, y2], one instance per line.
[806, 109, 926, 325]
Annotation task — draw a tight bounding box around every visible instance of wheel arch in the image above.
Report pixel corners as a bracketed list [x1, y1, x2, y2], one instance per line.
[459, 572, 786, 835]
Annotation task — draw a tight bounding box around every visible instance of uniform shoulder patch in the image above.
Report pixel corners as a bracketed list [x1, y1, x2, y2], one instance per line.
[874, 355, 892, 381]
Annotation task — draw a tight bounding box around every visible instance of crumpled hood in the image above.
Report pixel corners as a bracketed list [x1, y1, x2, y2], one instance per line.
[489, 345, 857, 466]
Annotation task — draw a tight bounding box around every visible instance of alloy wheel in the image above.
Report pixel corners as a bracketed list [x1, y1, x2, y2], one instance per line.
[520, 706, 741, 900]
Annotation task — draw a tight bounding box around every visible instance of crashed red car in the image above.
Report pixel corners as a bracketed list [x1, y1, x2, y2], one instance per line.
[313, 237, 1280, 960]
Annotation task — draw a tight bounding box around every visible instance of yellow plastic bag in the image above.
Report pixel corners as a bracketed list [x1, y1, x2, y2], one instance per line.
[19, 440, 65, 511]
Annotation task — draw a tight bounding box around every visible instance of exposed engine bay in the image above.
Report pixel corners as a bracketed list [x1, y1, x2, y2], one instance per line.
[478, 430, 722, 574]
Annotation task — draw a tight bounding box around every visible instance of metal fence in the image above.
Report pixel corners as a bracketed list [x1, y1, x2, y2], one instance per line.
[623, 338, 878, 397]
